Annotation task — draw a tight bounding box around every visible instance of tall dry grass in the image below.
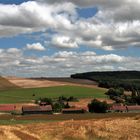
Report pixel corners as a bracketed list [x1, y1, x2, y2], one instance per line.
[0, 116, 140, 140]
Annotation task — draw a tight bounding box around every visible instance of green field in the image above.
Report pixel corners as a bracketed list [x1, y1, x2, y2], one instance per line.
[0, 113, 139, 125]
[0, 85, 107, 104]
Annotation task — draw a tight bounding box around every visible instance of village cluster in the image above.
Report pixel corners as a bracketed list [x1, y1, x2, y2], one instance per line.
[0, 99, 140, 115]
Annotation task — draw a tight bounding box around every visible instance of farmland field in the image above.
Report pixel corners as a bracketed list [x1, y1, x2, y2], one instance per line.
[0, 85, 107, 104]
[0, 114, 139, 140]
[0, 113, 139, 123]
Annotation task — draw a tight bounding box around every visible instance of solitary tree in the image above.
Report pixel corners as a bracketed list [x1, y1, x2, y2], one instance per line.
[88, 99, 109, 113]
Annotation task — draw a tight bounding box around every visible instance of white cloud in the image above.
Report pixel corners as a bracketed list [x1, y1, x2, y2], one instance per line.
[7, 48, 21, 53]
[0, 1, 140, 50]
[36, 0, 126, 8]
[0, 1, 76, 37]
[26, 43, 45, 51]
[0, 47, 139, 77]
[51, 35, 78, 48]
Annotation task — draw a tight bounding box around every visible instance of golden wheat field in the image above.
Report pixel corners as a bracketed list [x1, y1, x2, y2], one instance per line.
[0, 116, 140, 140]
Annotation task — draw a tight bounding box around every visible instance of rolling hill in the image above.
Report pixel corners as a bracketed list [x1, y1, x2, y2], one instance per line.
[0, 76, 19, 90]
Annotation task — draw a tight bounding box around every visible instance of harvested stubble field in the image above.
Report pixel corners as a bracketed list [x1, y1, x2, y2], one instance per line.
[0, 115, 140, 140]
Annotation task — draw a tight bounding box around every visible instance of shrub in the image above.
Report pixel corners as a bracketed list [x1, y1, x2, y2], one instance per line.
[105, 88, 124, 98]
[53, 102, 63, 112]
[88, 99, 108, 113]
[36, 98, 53, 105]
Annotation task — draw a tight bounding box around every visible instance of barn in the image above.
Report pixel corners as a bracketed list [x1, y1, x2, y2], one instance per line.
[108, 104, 127, 112]
[108, 104, 140, 113]
[22, 105, 52, 115]
[127, 105, 140, 113]
[0, 104, 16, 113]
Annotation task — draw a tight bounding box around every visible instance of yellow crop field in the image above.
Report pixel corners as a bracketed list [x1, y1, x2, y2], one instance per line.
[0, 116, 140, 140]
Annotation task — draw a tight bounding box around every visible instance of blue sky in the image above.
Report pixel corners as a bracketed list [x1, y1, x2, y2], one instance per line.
[0, 0, 29, 4]
[0, 0, 140, 77]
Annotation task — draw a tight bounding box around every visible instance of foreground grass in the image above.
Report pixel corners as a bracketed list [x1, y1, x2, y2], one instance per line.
[0, 116, 139, 140]
[0, 120, 58, 125]
[0, 113, 139, 123]
[0, 85, 106, 104]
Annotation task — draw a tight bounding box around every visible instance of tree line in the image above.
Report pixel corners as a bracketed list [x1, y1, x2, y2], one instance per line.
[71, 71, 140, 90]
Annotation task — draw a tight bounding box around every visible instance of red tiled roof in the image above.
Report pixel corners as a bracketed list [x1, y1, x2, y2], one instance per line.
[0, 105, 15, 112]
[40, 102, 47, 105]
[109, 105, 127, 111]
[22, 105, 52, 112]
[127, 105, 140, 111]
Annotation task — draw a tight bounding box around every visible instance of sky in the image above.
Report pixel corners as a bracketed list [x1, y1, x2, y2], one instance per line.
[0, 0, 140, 77]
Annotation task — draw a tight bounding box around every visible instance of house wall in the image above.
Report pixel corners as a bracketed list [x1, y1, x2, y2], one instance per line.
[62, 110, 85, 114]
[128, 110, 140, 113]
[22, 111, 52, 115]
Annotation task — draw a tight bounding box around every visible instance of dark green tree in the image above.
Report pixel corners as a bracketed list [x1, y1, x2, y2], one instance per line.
[105, 88, 124, 98]
[65, 102, 70, 108]
[39, 98, 53, 105]
[88, 99, 108, 113]
[53, 102, 63, 112]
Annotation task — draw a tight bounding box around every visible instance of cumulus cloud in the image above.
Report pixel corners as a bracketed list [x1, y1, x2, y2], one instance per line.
[36, 0, 125, 8]
[6, 48, 21, 53]
[0, 1, 76, 37]
[0, 47, 139, 77]
[51, 35, 78, 48]
[26, 42, 45, 51]
[0, 1, 140, 76]
[0, 0, 140, 50]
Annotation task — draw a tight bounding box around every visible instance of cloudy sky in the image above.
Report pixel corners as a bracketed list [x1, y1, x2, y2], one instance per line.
[0, 0, 140, 77]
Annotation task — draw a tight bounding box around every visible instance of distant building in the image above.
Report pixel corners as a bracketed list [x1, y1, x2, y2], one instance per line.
[0, 104, 16, 112]
[108, 104, 127, 112]
[39, 102, 48, 106]
[127, 105, 140, 113]
[108, 104, 140, 113]
[22, 105, 52, 115]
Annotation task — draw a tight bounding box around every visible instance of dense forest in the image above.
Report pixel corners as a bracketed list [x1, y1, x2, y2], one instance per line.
[71, 71, 140, 90]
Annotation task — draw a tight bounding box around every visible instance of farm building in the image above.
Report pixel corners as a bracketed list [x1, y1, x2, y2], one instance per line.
[0, 104, 16, 113]
[22, 105, 52, 115]
[127, 105, 140, 113]
[108, 104, 127, 112]
[62, 108, 86, 114]
[108, 104, 140, 113]
[39, 102, 48, 106]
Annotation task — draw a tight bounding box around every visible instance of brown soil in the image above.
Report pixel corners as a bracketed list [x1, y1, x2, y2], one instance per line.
[0, 113, 139, 121]
[5, 77, 106, 91]
[6, 77, 67, 88]
[69, 98, 115, 109]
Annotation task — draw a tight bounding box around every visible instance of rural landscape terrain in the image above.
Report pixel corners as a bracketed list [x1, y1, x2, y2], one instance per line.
[1, 0, 140, 139]
[0, 71, 140, 140]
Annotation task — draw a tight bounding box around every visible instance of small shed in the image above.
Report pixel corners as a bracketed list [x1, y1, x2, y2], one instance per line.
[22, 105, 52, 115]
